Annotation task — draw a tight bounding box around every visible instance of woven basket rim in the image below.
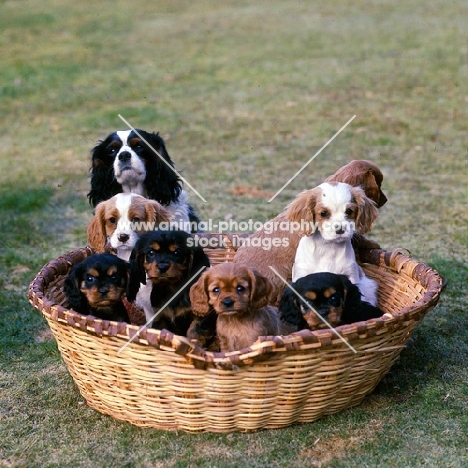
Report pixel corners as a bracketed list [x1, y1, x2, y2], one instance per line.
[28, 233, 443, 369]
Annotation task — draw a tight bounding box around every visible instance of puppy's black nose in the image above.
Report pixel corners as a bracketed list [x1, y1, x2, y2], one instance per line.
[157, 263, 170, 273]
[318, 309, 329, 318]
[118, 233, 129, 243]
[118, 151, 131, 162]
[99, 288, 108, 296]
[222, 298, 235, 308]
[335, 227, 345, 235]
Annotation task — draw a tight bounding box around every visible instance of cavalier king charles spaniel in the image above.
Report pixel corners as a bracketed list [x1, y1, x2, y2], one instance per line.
[233, 160, 386, 304]
[87, 129, 199, 229]
[64, 253, 130, 322]
[126, 229, 210, 335]
[189, 263, 287, 352]
[279, 272, 384, 331]
[289, 181, 379, 305]
[87, 193, 171, 261]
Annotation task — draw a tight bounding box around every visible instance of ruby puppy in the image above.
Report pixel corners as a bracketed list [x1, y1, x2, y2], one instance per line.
[189, 263, 286, 352]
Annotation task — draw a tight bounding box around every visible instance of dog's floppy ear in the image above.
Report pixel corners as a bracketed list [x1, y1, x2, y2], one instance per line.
[143, 132, 182, 206]
[87, 201, 108, 253]
[189, 245, 211, 277]
[64, 263, 86, 312]
[350, 186, 379, 234]
[145, 199, 171, 226]
[278, 283, 308, 330]
[326, 160, 387, 208]
[339, 274, 362, 309]
[286, 187, 321, 235]
[189, 270, 212, 315]
[359, 169, 386, 208]
[126, 248, 147, 302]
[87, 141, 122, 207]
[246, 268, 274, 309]
[338, 274, 383, 323]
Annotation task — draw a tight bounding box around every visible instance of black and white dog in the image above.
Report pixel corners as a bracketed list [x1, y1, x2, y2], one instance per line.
[87, 129, 199, 230]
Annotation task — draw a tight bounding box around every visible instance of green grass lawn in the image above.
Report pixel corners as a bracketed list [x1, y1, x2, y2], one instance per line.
[1, 0, 467, 466]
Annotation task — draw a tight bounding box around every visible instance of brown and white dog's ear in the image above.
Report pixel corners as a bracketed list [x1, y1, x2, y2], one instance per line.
[189, 271, 212, 316]
[351, 186, 379, 234]
[87, 201, 107, 252]
[145, 199, 171, 225]
[247, 268, 275, 310]
[285, 187, 321, 234]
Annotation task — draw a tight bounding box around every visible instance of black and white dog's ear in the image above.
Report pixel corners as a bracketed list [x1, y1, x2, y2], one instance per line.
[126, 249, 147, 302]
[144, 132, 182, 206]
[87, 139, 121, 207]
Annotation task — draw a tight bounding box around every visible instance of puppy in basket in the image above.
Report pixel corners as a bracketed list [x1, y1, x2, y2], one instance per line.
[289, 181, 379, 305]
[189, 263, 287, 352]
[279, 272, 384, 332]
[87, 193, 171, 261]
[233, 160, 386, 304]
[126, 229, 210, 335]
[64, 253, 130, 322]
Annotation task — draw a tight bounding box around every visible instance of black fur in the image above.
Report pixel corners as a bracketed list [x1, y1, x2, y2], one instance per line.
[127, 229, 210, 334]
[279, 272, 383, 331]
[64, 253, 129, 322]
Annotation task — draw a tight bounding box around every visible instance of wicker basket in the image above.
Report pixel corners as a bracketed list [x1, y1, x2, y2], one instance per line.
[28, 233, 442, 433]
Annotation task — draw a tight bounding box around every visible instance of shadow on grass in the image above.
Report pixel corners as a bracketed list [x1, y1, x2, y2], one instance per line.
[0, 185, 54, 251]
[374, 256, 468, 400]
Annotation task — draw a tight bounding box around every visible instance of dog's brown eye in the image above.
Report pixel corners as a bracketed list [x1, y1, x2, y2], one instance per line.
[212, 287, 220, 294]
[131, 217, 141, 223]
[236, 285, 245, 292]
[86, 275, 96, 284]
[108, 217, 116, 225]
[173, 249, 180, 257]
[320, 210, 329, 218]
[345, 209, 354, 217]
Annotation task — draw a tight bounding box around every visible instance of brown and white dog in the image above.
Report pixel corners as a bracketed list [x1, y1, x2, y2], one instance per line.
[289, 182, 379, 305]
[87, 193, 171, 261]
[233, 160, 386, 304]
[189, 263, 287, 352]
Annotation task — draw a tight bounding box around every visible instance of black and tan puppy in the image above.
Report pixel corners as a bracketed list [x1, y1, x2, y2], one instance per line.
[279, 272, 383, 331]
[127, 229, 210, 335]
[64, 253, 130, 322]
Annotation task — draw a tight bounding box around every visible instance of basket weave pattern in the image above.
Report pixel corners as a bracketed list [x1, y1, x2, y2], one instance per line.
[28, 234, 442, 432]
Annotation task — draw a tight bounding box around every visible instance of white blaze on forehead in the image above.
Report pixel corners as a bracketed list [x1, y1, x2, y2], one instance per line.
[318, 182, 353, 208]
[114, 193, 141, 224]
[116, 130, 132, 151]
